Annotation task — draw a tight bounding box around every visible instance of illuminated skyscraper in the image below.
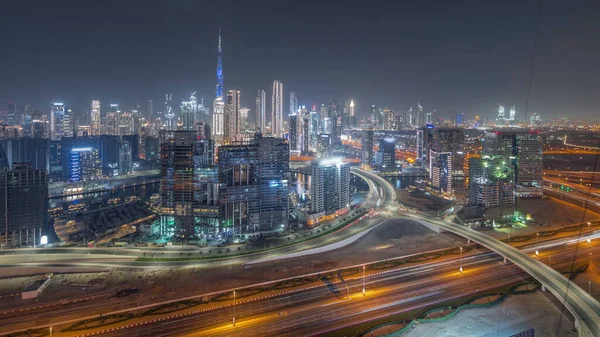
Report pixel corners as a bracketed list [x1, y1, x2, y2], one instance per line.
[164, 94, 175, 130]
[146, 99, 154, 120]
[212, 30, 225, 141]
[180, 92, 197, 131]
[289, 91, 298, 116]
[50, 102, 65, 140]
[497, 103, 505, 121]
[196, 98, 209, 125]
[91, 100, 101, 135]
[63, 108, 73, 138]
[349, 100, 355, 128]
[255, 90, 266, 132]
[310, 159, 350, 218]
[216, 29, 224, 98]
[224, 90, 241, 142]
[272, 80, 283, 137]
[509, 105, 516, 121]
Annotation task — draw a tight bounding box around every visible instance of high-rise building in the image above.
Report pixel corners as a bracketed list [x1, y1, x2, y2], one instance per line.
[118, 111, 134, 135]
[468, 156, 514, 208]
[289, 114, 298, 152]
[180, 92, 198, 131]
[91, 100, 101, 135]
[361, 129, 374, 168]
[348, 100, 355, 128]
[375, 138, 396, 171]
[483, 130, 543, 197]
[212, 97, 225, 140]
[164, 95, 175, 131]
[309, 110, 319, 151]
[509, 105, 516, 121]
[256, 90, 266, 133]
[0, 162, 49, 247]
[63, 108, 74, 138]
[69, 147, 101, 182]
[497, 103, 505, 121]
[218, 134, 289, 233]
[196, 98, 210, 126]
[224, 90, 241, 142]
[370, 104, 377, 128]
[159, 130, 220, 238]
[429, 151, 453, 194]
[289, 91, 298, 116]
[216, 29, 224, 99]
[309, 158, 350, 221]
[7, 102, 16, 126]
[50, 102, 65, 140]
[271, 80, 283, 137]
[118, 140, 132, 175]
[1, 138, 49, 173]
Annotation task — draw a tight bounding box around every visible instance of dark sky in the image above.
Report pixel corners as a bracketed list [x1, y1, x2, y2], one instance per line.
[1, 0, 599, 120]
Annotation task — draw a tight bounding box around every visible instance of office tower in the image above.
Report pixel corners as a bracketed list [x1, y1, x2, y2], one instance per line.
[224, 90, 241, 142]
[361, 129, 374, 168]
[429, 151, 453, 193]
[302, 115, 309, 154]
[91, 100, 101, 135]
[376, 138, 396, 171]
[31, 110, 48, 139]
[118, 111, 134, 135]
[240, 107, 249, 120]
[309, 110, 319, 151]
[289, 91, 298, 116]
[349, 100, 355, 128]
[7, 102, 16, 126]
[289, 114, 298, 152]
[468, 156, 514, 208]
[271, 80, 283, 137]
[180, 92, 198, 131]
[63, 109, 74, 138]
[159, 130, 219, 238]
[69, 147, 101, 182]
[497, 103, 505, 121]
[309, 159, 350, 219]
[256, 90, 266, 132]
[118, 140, 132, 175]
[164, 94, 175, 131]
[382, 108, 395, 130]
[318, 134, 332, 157]
[428, 128, 464, 188]
[509, 105, 516, 121]
[212, 97, 225, 140]
[218, 134, 289, 233]
[482, 130, 543, 197]
[50, 103, 65, 140]
[1, 138, 49, 173]
[0, 162, 49, 247]
[196, 98, 209, 125]
[416, 129, 424, 161]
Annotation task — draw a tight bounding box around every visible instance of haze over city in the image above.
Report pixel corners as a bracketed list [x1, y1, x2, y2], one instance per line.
[2, 0, 600, 119]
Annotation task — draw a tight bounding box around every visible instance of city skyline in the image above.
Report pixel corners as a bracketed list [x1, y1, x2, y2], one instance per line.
[1, 1, 600, 119]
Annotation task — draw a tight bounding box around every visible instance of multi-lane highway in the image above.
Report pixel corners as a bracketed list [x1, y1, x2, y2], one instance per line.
[26, 231, 596, 337]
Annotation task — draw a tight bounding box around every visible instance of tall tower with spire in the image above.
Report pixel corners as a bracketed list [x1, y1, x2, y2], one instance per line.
[212, 29, 225, 141]
[216, 29, 224, 99]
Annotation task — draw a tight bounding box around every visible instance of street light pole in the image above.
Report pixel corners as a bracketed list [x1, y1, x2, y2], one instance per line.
[459, 247, 463, 273]
[232, 290, 236, 326]
[49, 326, 52, 337]
[535, 233, 540, 256]
[362, 265, 366, 296]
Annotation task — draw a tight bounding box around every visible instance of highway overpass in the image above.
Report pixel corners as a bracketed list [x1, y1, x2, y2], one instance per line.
[353, 167, 600, 336]
[411, 214, 600, 337]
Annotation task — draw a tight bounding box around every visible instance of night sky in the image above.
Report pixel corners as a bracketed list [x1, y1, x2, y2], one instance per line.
[1, 0, 599, 119]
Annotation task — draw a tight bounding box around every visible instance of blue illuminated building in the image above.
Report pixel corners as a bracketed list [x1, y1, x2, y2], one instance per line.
[215, 29, 224, 98]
